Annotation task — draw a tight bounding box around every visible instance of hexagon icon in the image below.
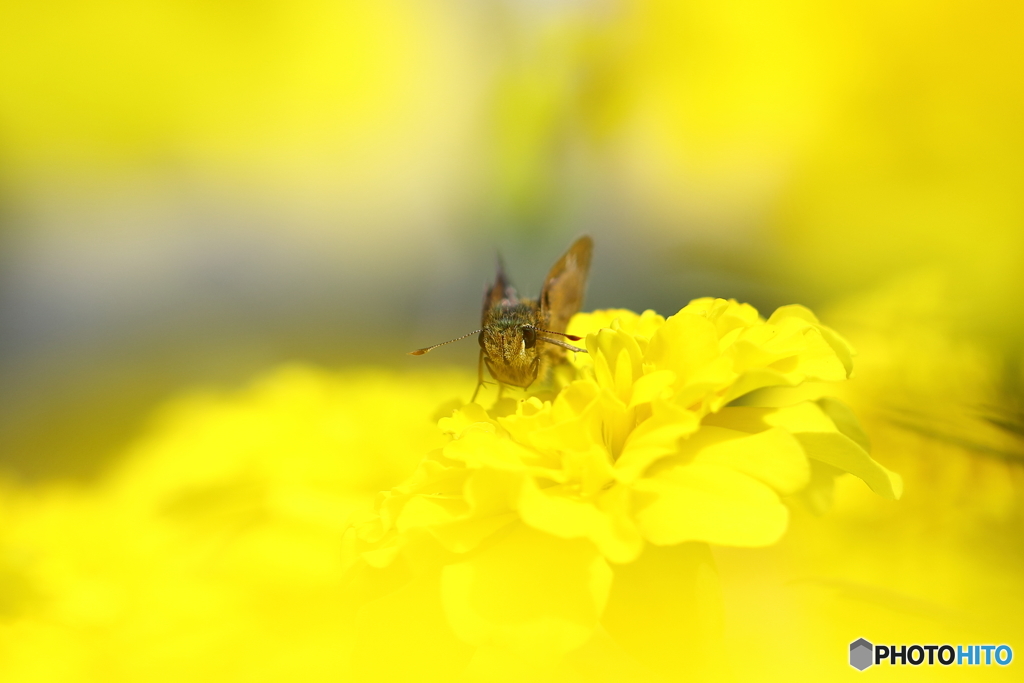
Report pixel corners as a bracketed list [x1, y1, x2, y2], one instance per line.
[850, 638, 874, 670]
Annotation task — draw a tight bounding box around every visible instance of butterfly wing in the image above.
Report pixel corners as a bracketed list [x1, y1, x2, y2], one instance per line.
[482, 255, 519, 323]
[540, 236, 593, 333]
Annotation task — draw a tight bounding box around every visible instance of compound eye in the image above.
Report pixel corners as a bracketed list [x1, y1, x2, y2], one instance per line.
[522, 326, 536, 348]
[478, 331, 487, 349]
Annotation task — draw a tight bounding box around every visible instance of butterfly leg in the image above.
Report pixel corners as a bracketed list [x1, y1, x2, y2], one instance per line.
[472, 349, 495, 402]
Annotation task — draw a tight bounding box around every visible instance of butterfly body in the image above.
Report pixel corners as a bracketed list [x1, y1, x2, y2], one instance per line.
[478, 236, 592, 393]
[479, 301, 548, 388]
[410, 236, 593, 400]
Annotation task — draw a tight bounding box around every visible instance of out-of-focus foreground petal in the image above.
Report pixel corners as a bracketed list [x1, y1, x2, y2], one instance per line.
[0, 366, 472, 682]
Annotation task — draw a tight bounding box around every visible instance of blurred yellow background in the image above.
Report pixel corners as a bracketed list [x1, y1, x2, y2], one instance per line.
[1, 0, 1021, 680]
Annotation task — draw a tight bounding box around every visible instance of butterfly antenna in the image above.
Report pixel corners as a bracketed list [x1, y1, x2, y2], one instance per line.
[526, 326, 584, 342]
[524, 326, 587, 353]
[536, 337, 587, 354]
[409, 330, 483, 356]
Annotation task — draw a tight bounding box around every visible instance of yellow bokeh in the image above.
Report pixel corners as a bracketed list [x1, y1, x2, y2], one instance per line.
[0, 366, 472, 682]
[1, 0, 1021, 680]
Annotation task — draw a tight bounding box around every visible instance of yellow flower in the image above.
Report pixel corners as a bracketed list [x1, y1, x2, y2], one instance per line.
[718, 278, 1024, 681]
[0, 366, 472, 683]
[344, 299, 901, 679]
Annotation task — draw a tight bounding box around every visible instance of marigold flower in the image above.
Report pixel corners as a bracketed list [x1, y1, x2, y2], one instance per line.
[344, 299, 901, 678]
[720, 279, 1024, 680]
[0, 366, 473, 682]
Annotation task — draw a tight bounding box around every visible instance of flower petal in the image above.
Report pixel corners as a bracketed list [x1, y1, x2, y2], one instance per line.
[601, 543, 724, 681]
[688, 426, 810, 496]
[792, 432, 902, 499]
[440, 523, 612, 662]
[349, 568, 475, 682]
[615, 400, 701, 483]
[443, 430, 537, 473]
[765, 403, 902, 499]
[705, 401, 902, 500]
[633, 463, 790, 546]
[518, 478, 643, 564]
[627, 370, 676, 408]
[439, 403, 497, 438]
[646, 311, 721, 386]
